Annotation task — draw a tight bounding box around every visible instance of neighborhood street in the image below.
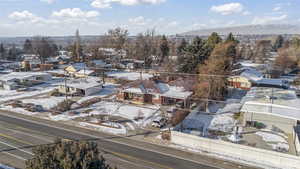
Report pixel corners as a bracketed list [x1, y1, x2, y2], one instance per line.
[0, 110, 258, 169]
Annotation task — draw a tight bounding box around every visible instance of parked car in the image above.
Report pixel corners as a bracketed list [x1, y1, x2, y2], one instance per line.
[152, 116, 167, 128]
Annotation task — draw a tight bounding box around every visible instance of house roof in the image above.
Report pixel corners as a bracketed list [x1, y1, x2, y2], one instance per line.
[63, 79, 102, 90]
[122, 79, 193, 99]
[241, 87, 300, 121]
[0, 72, 51, 82]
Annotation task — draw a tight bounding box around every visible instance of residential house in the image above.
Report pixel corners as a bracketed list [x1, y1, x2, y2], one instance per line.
[241, 87, 300, 135]
[228, 67, 263, 90]
[0, 72, 52, 90]
[58, 79, 103, 96]
[117, 79, 193, 108]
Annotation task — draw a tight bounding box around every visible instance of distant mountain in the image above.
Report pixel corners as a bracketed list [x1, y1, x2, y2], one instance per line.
[181, 24, 300, 36]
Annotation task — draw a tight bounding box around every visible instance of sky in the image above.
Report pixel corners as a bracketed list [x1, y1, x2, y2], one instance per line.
[0, 0, 299, 36]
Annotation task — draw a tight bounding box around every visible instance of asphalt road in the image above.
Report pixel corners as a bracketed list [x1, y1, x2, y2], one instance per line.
[0, 112, 258, 169]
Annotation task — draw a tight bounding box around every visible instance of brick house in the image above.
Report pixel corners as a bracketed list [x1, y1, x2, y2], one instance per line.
[117, 79, 193, 108]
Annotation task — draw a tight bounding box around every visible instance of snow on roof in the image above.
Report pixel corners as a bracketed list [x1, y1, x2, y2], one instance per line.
[77, 69, 94, 75]
[123, 80, 192, 99]
[241, 87, 300, 120]
[240, 68, 263, 81]
[255, 78, 289, 87]
[238, 60, 265, 68]
[0, 72, 51, 82]
[161, 86, 193, 99]
[106, 71, 153, 81]
[64, 79, 102, 90]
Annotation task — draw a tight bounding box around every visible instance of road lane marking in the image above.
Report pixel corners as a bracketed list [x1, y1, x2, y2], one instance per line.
[0, 112, 224, 169]
[0, 140, 34, 156]
[2, 151, 27, 161]
[0, 133, 34, 146]
[0, 126, 52, 143]
[102, 148, 172, 169]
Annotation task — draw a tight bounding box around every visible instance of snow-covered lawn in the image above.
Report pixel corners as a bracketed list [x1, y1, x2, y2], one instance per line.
[106, 71, 153, 81]
[0, 88, 55, 103]
[0, 106, 37, 115]
[176, 103, 241, 136]
[256, 131, 289, 152]
[50, 101, 160, 127]
[22, 97, 66, 110]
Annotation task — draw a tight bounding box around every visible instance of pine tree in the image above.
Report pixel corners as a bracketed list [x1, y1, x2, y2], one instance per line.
[23, 39, 33, 54]
[273, 35, 284, 51]
[26, 140, 113, 169]
[0, 43, 5, 59]
[206, 32, 222, 52]
[178, 37, 209, 73]
[225, 32, 239, 43]
[7, 44, 18, 61]
[159, 35, 170, 65]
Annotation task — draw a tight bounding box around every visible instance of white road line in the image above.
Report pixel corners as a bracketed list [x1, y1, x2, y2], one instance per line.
[0, 140, 34, 156]
[0, 138, 29, 161]
[2, 151, 27, 161]
[106, 154, 155, 169]
[0, 112, 225, 169]
[0, 126, 52, 143]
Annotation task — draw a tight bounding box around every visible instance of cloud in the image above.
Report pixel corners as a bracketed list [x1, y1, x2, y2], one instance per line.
[273, 6, 281, 12]
[242, 11, 251, 16]
[8, 10, 44, 23]
[40, 0, 55, 4]
[52, 8, 100, 18]
[211, 3, 244, 15]
[91, 0, 166, 8]
[252, 14, 288, 24]
[129, 16, 149, 26]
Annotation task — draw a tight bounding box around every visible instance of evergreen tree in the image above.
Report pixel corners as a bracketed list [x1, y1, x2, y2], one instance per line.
[26, 140, 113, 169]
[225, 33, 239, 43]
[178, 37, 208, 73]
[206, 32, 222, 52]
[23, 39, 33, 54]
[7, 44, 18, 61]
[159, 35, 170, 65]
[0, 43, 5, 59]
[176, 39, 187, 56]
[273, 35, 284, 51]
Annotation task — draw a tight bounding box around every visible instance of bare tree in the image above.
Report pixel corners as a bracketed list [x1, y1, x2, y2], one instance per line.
[32, 36, 57, 64]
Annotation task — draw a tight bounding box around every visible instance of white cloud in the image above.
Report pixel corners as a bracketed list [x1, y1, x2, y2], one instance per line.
[91, 0, 166, 8]
[242, 11, 251, 16]
[8, 11, 44, 23]
[211, 3, 244, 15]
[252, 14, 288, 24]
[129, 16, 149, 26]
[40, 0, 55, 4]
[273, 6, 281, 12]
[52, 8, 100, 18]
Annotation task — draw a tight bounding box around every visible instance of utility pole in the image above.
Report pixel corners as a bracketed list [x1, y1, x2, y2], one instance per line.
[75, 29, 81, 62]
[64, 70, 68, 100]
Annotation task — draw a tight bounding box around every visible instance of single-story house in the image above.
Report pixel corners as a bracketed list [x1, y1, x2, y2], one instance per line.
[253, 78, 290, 89]
[0, 72, 52, 90]
[64, 63, 87, 76]
[228, 67, 263, 90]
[117, 79, 193, 108]
[75, 69, 95, 78]
[241, 87, 300, 135]
[58, 79, 102, 96]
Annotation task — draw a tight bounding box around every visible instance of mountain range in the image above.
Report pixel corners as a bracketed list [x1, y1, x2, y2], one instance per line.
[181, 24, 300, 36]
